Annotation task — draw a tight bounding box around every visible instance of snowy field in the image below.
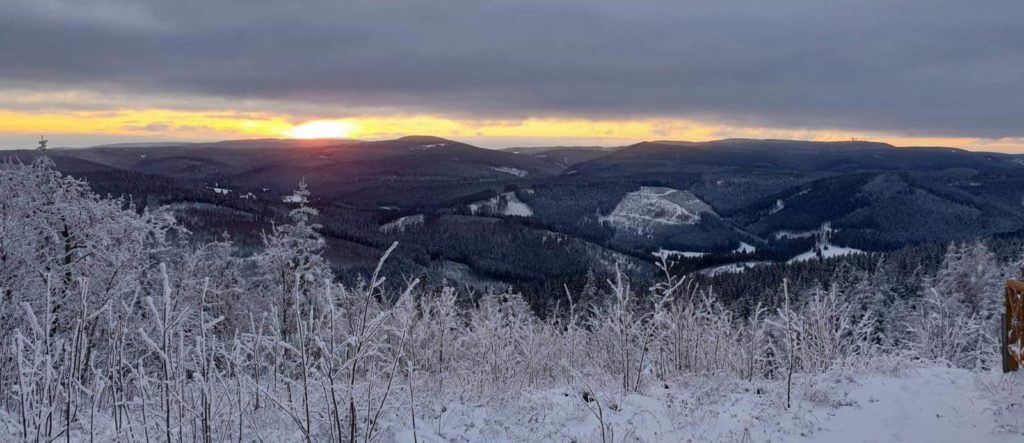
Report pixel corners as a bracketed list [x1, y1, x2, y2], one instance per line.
[376, 364, 1023, 442]
[8, 360, 1018, 442]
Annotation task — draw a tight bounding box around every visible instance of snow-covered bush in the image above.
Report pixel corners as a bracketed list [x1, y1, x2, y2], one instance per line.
[907, 241, 1003, 369]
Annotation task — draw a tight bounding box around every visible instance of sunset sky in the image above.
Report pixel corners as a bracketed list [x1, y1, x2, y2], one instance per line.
[2, 0, 1023, 151]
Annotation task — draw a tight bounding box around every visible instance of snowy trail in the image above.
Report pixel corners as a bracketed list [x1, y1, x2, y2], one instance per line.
[791, 367, 1017, 443]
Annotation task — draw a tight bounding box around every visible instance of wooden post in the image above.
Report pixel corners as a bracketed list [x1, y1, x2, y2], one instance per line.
[1003, 312, 1012, 373]
[1004, 280, 1024, 372]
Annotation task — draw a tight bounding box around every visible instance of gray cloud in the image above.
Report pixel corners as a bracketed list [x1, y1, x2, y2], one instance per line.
[1, 0, 1022, 138]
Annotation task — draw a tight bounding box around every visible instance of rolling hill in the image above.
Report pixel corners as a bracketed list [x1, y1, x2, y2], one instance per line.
[9, 136, 1024, 301]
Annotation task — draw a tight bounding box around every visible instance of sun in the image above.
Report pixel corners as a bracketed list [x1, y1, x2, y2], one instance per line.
[287, 120, 356, 139]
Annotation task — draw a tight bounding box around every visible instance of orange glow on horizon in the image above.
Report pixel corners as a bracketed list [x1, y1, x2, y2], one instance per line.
[1, 107, 1023, 152]
[287, 120, 356, 139]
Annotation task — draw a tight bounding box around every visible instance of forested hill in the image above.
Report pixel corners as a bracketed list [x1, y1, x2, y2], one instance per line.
[6, 137, 1024, 310]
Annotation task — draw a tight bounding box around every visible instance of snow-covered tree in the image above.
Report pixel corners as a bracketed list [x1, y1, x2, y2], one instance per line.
[253, 180, 331, 341]
[908, 241, 1002, 369]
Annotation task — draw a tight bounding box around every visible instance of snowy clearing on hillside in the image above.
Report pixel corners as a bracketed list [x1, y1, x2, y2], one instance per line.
[774, 229, 819, 239]
[282, 193, 308, 203]
[700, 260, 772, 276]
[789, 244, 866, 263]
[734, 241, 757, 254]
[491, 166, 528, 177]
[412, 142, 448, 150]
[468, 192, 533, 217]
[502, 192, 533, 216]
[602, 187, 715, 234]
[653, 242, 755, 261]
[653, 249, 708, 259]
[468, 196, 499, 214]
[379, 214, 425, 233]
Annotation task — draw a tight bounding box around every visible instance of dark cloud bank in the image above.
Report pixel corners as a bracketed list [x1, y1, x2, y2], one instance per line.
[2, 0, 1022, 138]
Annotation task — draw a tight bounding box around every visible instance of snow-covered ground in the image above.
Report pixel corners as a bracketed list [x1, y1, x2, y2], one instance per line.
[383, 365, 1024, 442]
[654, 242, 755, 261]
[491, 166, 528, 177]
[468, 197, 498, 215]
[602, 187, 715, 234]
[379, 214, 425, 233]
[700, 260, 772, 276]
[376, 364, 1024, 439]
[411, 142, 448, 150]
[653, 249, 708, 259]
[734, 241, 757, 254]
[789, 243, 866, 263]
[468, 192, 533, 217]
[774, 229, 819, 239]
[282, 193, 308, 203]
[797, 367, 1021, 443]
[502, 192, 533, 216]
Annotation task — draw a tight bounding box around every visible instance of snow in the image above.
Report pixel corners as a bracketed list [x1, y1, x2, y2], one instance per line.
[653, 249, 708, 259]
[468, 197, 498, 215]
[789, 243, 865, 263]
[601, 187, 715, 234]
[501, 192, 533, 216]
[734, 241, 757, 254]
[379, 214, 425, 233]
[654, 242, 754, 261]
[778, 222, 863, 263]
[411, 142, 448, 150]
[384, 366, 1024, 442]
[208, 183, 231, 195]
[774, 230, 819, 239]
[700, 260, 771, 276]
[468, 192, 533, 217]
[491, 166, 528, 177]
[798, 367, 1016, 443]
[282, 192, 308, 203]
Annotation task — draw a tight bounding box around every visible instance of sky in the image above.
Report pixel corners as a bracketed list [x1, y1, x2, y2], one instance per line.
[1, 0, 1023, 151]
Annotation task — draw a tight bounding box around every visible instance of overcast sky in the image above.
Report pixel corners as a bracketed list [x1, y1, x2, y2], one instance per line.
[1, 0, 1022, 150]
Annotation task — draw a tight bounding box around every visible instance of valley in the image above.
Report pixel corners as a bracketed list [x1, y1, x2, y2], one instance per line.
[11, 136, 1024, 308]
